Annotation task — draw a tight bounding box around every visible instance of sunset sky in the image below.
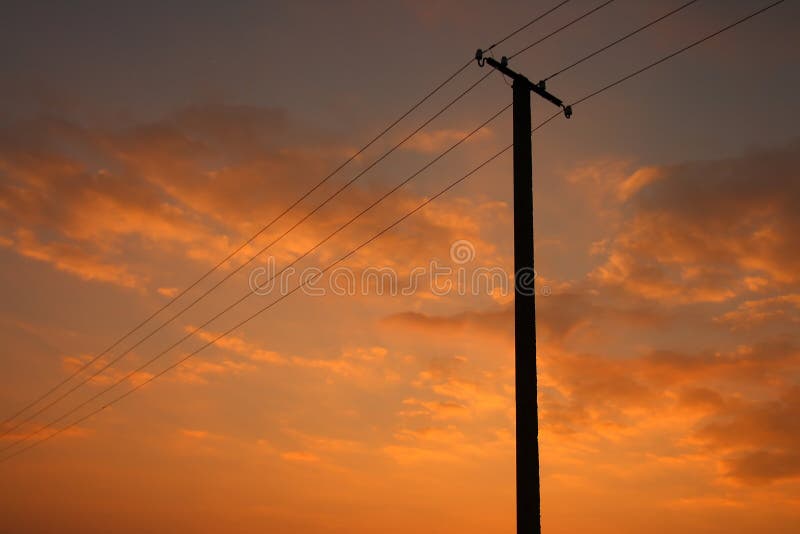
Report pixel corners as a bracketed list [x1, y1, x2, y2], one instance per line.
[1, 1, 799, 533]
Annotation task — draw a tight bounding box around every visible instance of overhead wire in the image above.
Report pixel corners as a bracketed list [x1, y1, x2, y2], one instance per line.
[528, 0, 788, 132]
[570, 0, 787, 107]
[483, 0, 573, 52]
[508, 0, 618, 60]
[0, 0, 573, 437]
[0, 68, 496, 446]
[543, 0, 703, 81]
[0, 101, 513, 457]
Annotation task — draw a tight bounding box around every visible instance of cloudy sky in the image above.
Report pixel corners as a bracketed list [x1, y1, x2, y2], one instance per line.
[1, 1, 799, 533]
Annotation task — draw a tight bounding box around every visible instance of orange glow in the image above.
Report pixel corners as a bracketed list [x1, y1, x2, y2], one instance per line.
[1, 2, 799, 533]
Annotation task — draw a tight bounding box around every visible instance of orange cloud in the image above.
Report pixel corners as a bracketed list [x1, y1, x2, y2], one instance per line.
[382, 289, 666, 345]
[402, 127, 492, 154]
[694, 387, 800, 484]
[280, 451, 321, 463]
[715, 294, 800, 330]
[192, 327, 401, 388]
[0, 104, 513, 305]
[13, 229, 142, 288]
[172, 358, 255, 385]
[591, 140, 800, 302]
[156, 287, 179, 297]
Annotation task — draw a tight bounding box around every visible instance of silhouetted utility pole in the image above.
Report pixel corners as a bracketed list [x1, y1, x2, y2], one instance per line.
[475, 50, 571, 534]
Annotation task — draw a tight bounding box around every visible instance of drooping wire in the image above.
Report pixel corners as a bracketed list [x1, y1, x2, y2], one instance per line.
[0, 102, 512, 457]
[0, 68, 497, 447]
[543, 0, 703, 81]
[571, 0, 787, 107]
[530, 0, 788, 131]
[508, 0, 618, 60]
[0, 66, 471, 437]
[0, 0, 573, 437]
[0, 68, 471, 435]
[483, 0, 573, 52]
[0, 100, 582, 463]
[0, 118, 520, 465]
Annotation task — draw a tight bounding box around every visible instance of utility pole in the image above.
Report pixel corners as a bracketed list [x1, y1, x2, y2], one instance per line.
[475, 50, 571, 534]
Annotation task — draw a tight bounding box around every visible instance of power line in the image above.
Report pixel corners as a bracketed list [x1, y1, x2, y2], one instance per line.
[533, 0, 788, 129]
[0, 128, 519, 465]
[484, 0, 572, 52]
[0, 70, 468, 434]
[0, 0, 572, 437]
[543, 0, 702, 81]
[0, 102, 512, 457]
[3, 0, 784, 462]
[2, 104, 581, 463]
[0, 68, 496, 446]
[571, 0, 786, 107]
[508, 0, 618, 60]
[0, 0, 577, 441]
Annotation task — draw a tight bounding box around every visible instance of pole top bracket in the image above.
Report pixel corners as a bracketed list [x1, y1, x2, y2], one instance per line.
[475, 49, 572, 119]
